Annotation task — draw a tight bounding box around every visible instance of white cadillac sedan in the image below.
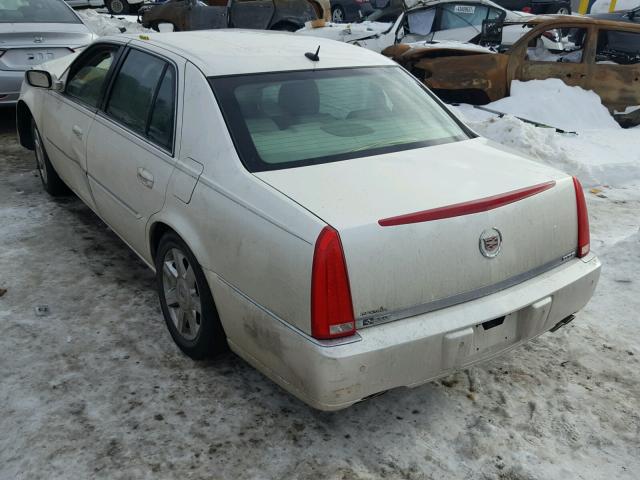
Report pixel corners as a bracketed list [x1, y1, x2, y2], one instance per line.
[17, 30, 600, 410]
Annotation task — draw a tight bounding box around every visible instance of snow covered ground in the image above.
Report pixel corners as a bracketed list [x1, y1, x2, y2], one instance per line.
[1, 75, 639, 478]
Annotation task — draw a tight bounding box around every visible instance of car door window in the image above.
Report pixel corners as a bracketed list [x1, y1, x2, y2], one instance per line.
[439, 4, 489, 30]
[596, 29, 640, 65]
[66, 46, 119, 108]
[147, 66, 176, 151]
[106, 49, 167, 136]
[406, 8, 436, 36]
[105, 48, 176, 151]
[526, 27, 587, 64]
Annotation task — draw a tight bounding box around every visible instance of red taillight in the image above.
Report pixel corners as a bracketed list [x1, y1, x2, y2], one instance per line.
[311, 226, 355, 339]
[522, 6, 532, 12]
[573, 176, 590, 258]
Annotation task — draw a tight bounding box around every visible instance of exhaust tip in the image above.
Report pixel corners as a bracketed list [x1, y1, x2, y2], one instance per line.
[550, 314, 576, 333]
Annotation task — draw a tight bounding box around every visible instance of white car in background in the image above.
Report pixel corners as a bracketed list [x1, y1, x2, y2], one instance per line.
[66, 0, 144, 14]
[17, 31, 600, 410]
[297, 0, 529, 52]
[0, 0, 96, 106]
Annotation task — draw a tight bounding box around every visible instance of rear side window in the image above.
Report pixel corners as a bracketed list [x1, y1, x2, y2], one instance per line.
[148, 67, 176, 151]
[66, 46, 119, 109]
[105, 49, 176, 152]
[596, 30, 640, 65]
[0, 0, 80, 24]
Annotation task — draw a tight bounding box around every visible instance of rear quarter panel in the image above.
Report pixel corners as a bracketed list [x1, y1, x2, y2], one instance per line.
[150, 61, 325, 336]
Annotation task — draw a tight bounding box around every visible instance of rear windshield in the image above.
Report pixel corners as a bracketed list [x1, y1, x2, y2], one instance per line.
[0, 0, 80, 24]
[210, 67, 470, 172]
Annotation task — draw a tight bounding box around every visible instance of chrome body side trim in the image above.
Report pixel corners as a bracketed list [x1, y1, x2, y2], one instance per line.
[356, 252, 577, 329]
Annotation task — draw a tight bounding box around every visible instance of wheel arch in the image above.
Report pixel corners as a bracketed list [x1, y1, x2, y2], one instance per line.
[149, 221, 178, 262]
[269, 19, 303, 31]
[148, 218, 209, 271]
[16, 100, 35, 150]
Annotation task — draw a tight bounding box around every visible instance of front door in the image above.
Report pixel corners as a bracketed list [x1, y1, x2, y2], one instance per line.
[41, 44, 121, 209]
[86, 46, 181, 258]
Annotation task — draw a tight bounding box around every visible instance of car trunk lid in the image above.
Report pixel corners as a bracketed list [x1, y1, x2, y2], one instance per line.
[255, 137, 579, 326]
[0, 23, 93, 71]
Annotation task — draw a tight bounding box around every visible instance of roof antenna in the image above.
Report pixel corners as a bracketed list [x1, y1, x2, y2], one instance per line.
[305, 45, 320, 62]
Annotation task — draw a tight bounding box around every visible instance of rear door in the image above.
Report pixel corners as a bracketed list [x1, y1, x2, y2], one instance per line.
[508, 23, 592, 89]
[41, 43, 122, 209]
[590, 27, 640, 114]
[86, 46, 182, 257]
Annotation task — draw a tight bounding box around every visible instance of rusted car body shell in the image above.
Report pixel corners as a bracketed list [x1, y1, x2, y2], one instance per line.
[385, 16, 640, 114]
[141, 0, 330, 32]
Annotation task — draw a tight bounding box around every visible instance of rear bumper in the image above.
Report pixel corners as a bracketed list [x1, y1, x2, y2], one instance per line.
[208, 254, 600, 411]
[0, 70, 25, 106]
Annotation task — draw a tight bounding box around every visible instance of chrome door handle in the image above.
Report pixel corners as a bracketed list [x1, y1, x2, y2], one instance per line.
[72, 125, 83, 139]
[137, 167, 154, 189]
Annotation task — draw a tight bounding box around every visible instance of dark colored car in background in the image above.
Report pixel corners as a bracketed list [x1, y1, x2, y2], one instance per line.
[141, 0, 327, 31]
[329, 0, 374, 22]
[491, 0, 571, 14]
[589, 6, 640, 24]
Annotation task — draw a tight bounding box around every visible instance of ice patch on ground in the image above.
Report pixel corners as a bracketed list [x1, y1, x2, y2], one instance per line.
[76, 9, 152, 36]
[452, 80, 640, 188]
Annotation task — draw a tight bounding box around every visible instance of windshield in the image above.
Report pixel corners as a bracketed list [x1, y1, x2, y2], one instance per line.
[0, 0, 80, 24]
[210, 67, 470, 172]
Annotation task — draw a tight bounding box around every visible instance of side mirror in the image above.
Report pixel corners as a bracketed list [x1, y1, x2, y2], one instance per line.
[25, 70, 52, 89]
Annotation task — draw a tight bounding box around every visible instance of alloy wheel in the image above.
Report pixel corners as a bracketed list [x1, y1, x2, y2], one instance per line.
[162, 247, 202, 342]
[332, 7, 345, 23]
[109, 0, 125, 14]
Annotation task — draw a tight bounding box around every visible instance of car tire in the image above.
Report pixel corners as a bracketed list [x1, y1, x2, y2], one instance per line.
[332, 5, 346, 23]
[156, 232, 227, 360]
[105, 0, 130, 15]
[32, 120, 69, 197]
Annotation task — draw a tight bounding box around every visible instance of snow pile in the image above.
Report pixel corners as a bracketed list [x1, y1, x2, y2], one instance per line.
[452, 80, 640, 188]
[481, 79, 621, 132]
[76, 9, 152, 36]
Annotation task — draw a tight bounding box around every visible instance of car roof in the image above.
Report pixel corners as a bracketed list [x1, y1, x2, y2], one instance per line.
[107, 29, 396, 76]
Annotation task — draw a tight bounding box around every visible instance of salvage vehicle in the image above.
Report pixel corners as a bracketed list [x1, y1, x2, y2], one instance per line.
[384, 16, 640, 123]
[491, 0, 571, 15]
[17, 31, 600, 410]
[0, 0, 96, 106]
[140, 0, 330, 32]
[296, 0, 530, 53]
[329, 0, 375, 22]
[104, 0, 145, 14]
